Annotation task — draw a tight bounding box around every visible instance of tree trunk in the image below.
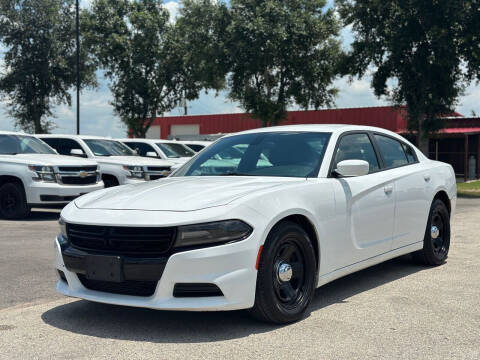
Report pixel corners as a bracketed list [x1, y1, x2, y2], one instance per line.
[417, 117, 430, 156]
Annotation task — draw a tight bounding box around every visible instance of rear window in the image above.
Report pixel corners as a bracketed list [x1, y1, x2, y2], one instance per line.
[374, 134, 409, 168]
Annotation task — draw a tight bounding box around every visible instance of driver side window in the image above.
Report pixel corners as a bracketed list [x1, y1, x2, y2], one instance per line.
[334, 133, 379, 173]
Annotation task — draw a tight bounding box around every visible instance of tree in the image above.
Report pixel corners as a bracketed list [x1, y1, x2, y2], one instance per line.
[338, 0, 468, 154]
[84, 0, 182, 138]
[0, 0, 96, 133]
[167, 0, 230, 113]
[226, 0, 342, 126]
[461, 0, 480, 80]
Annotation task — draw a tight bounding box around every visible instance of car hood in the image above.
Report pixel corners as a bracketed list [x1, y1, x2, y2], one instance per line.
[0, 153, 97, 166]
[75, 176, 305, 211]
[93, 155, 174, 167]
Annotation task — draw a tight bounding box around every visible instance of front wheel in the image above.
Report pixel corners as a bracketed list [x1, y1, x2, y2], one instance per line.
[0, 182, 30, 219]
[249, 221, 317, 324]
[413, 199, 450, 266]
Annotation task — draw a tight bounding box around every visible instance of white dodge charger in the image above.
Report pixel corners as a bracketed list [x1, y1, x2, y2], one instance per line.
[54, 125, 456, 323]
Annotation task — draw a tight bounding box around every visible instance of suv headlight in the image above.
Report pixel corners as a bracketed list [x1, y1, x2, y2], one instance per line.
[28, 165, 56, 182]
[123, 165, 145, 179]
[174, 220, 253, 248]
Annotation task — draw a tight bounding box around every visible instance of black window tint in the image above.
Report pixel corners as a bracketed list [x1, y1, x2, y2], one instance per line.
[43, 138, 83, 156]
[126, 142, 155, 157]
[334, 133, 379, 173]
[187, 144, 204, 152]
[402, 143, 417, 164]
[374, 134, 408, 168]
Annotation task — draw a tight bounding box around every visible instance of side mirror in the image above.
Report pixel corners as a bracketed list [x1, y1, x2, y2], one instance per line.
[146, 151, 158, 158]
[335, 160, 370, 177]
[70, 148, 86, 157]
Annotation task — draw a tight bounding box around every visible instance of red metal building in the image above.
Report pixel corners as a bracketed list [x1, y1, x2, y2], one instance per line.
[146, 106, 480, 180]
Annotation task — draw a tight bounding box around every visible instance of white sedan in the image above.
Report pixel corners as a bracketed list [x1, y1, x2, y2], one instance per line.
[54, 125, 456, 324]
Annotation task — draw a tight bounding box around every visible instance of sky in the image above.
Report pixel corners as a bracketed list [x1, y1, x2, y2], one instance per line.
[0, 0, 479, 137]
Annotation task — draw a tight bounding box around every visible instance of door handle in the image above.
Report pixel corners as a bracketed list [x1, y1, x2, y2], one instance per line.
[384, 185, 393, 194]
[424, 174, 431, 182]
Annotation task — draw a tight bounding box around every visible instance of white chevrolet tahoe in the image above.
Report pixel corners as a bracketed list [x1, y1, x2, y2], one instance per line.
[120, 138, 195, 166]
[0, 131, 104, 219]
[38, 135, 176, 187]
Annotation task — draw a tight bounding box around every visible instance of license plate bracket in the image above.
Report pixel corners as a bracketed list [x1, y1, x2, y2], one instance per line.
[86, 255, 123, 282]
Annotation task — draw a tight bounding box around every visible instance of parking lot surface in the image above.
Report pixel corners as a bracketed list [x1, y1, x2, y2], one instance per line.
[0, 199, 479, 359]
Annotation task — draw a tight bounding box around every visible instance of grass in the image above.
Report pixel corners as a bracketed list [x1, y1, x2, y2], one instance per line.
[457, 180, 480, 198]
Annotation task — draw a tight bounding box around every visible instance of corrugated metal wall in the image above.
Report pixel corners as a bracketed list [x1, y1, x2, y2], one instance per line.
[151, 106, 466, 139]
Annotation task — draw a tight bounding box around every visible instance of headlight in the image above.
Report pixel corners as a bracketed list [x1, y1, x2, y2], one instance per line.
[175, 220, 253, 248]
[28, 165, 56, 182]
[58, 218, 68, 245]
[123, 165, 145, 179]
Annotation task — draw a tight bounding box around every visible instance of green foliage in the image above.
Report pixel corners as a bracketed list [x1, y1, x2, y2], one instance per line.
[178, 0, 342, 127]
[0, 0, 96, 133]
[461, 0, 480, 80]
[338, 0, 469, 153]
[227, 0, 342, 126]
[168, 0, 230, 103]
[84, 0, 180, 138]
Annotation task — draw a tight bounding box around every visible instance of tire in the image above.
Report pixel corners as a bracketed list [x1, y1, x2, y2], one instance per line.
[103, 176, 119, 188]
[249, 221, 317, 324]
[412, 199, 450, 266]
[0, 182, 31, 219]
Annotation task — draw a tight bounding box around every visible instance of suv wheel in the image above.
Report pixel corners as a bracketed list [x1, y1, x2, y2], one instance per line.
[0, 183, 31, 219]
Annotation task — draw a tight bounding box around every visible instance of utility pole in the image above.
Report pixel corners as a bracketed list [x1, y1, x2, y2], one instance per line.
[183, 89, 188, 115]
[76, 0, 80, 135]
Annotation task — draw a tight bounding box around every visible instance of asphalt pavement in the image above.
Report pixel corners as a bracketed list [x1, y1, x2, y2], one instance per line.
[0, 199, 479, 359]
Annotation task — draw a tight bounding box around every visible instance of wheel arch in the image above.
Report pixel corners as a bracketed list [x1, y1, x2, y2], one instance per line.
[265, 212, 321, 272]
[433, 190, 451, 215]
[0, 175, 26, 191]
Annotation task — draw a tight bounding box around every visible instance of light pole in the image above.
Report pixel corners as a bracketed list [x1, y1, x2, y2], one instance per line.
[75, 0, 80, 135]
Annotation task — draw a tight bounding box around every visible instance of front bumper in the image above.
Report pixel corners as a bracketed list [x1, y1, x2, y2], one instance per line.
[54, 234, 258, 311]
[27, 181, 104, 205]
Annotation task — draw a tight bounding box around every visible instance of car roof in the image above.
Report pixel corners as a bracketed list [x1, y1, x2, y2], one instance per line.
[120, 138, 185, 144]
[0, 131, 31, 136]
[37, 134, 118, 141]
[231, 124, 400, 137]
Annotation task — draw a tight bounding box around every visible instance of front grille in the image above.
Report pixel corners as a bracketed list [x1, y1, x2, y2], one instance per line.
[67, 224, 176, 255]
[78, 274, 157, 297]
[149, 175, 165, 180]
[147, 166, 171, 171]
[61, 175, 97, 185]
[58, 166, 97, 172]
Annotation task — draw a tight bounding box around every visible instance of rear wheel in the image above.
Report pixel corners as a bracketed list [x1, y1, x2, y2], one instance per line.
[413, 199, 450, 266]
[250, 221, 317, 324]
[0, 182, 30, 219]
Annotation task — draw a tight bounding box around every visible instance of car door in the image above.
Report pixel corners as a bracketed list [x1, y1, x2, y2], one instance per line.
[330, 132, 395, 267]
[372, 134, 431, 250]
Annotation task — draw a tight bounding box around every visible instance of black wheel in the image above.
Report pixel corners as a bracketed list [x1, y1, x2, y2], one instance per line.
[249, 221, 317, 324]
[0, 182, 30, 219]
[103, 176, 119, 188]
[413, 199, 450, 266]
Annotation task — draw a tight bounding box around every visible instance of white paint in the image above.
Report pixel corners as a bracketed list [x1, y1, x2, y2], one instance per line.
[55, 125, 457, 312]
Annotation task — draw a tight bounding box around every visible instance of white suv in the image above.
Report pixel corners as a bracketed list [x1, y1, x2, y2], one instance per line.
[38, 135, 175, 187]
[120, 138, 195, 166]
[0, 131, 103, 219]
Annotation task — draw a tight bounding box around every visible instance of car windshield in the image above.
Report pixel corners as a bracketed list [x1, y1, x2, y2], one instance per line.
[0, 134, 57, 155]
[172, 132, 331, 178]
[84, 139, 136, 157]
[156, 142, 195, 158]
